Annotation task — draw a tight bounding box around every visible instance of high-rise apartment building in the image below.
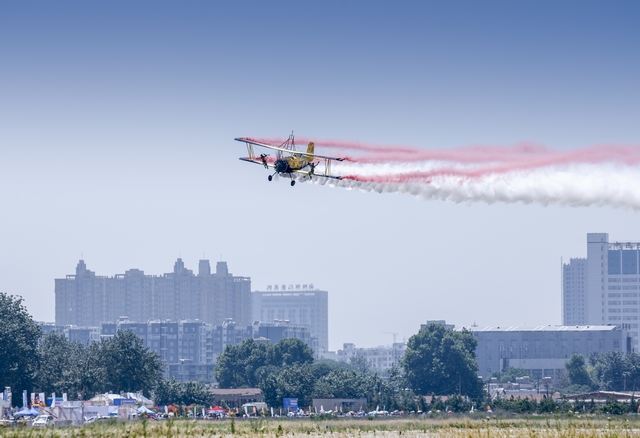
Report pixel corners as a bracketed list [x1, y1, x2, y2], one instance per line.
[562, 258, 587, 325]
[252, 285, 328, 353]
[563, 233, 639, 348]
[55, 259, 251, 327]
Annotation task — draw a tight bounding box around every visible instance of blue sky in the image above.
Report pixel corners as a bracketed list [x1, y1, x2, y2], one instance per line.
[1, 1, 639, 349]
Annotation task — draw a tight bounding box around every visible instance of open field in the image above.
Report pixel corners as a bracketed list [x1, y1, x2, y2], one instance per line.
[4, 416, 640, 438]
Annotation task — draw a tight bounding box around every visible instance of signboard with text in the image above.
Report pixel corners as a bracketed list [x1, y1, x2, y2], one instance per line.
[283, 398, 298, 410]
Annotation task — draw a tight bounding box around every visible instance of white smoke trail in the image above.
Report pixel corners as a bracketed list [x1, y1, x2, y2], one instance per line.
[307, 161, 640, 210]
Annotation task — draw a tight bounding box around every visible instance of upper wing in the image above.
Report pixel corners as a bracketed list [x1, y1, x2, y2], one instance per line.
[234, 137, 345, 161]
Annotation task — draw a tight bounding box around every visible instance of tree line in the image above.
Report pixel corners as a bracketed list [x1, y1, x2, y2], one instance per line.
[213, 322, 484, 409]
[1, 293, 165, 405]
[564, 350, 640, 393]
[4, 291, 485, 409]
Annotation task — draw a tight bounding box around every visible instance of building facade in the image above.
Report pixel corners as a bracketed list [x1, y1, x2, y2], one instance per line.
[467, 325, 631, 381]
[39, 322, 101, 346]
[563, 233, 640, 348]
[252, 286, 328, 353]
[102, 318, 212, 364]
[55, 259, 251, 327]
[324, 342, 407, 375]
[252, 320, 314, 353]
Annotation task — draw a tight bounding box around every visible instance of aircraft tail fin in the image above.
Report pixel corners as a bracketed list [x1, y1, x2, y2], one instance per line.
[306, 142, 315, 156]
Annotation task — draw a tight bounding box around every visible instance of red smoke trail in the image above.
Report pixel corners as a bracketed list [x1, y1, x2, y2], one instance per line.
[241, 136, 640, 170]
[242, 137, 419, 154]
[347, 143, 640, 168]
[343, 145, 640, 184]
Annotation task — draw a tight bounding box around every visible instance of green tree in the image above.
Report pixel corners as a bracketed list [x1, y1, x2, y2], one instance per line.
[591, 351, 625, 390]
[34, 332, 85, 397]
[76, 339, 110, 399]
[313, 368, 368, 399]
[309, 359, 350, 379]
[214, 339, 269, 388]
[180, 381, 214, 406]
[154, 377, 182, 406]
[348, 355, 370, 374]
[402, 323, 482, 398]
[565, 353, 593, 388]
[269, 338, 314, 367]
[260, 364, 316, 407]
[0, 292, 41, 403]
[99, 330, 163, 396]
[624, 352, 640, 391]
[385, 365, 418, 411]
[492, 367, 530, 383]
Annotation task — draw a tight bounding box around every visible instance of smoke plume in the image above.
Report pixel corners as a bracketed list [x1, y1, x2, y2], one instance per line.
[243, 137, 640, 209]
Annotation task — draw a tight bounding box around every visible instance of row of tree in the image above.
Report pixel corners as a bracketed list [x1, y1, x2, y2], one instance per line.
[213, 322, 484, 409]
[564, 350, 640, 393]
[1, 293, 165, 404]
[3, 291, 483, 409]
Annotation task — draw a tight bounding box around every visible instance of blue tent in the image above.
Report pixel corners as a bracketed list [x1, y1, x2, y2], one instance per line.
[13, 407, 39, 418]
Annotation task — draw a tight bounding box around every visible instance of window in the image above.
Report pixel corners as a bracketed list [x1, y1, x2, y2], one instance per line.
[609, 250, 622, 275]
[622, 251, 638, 275]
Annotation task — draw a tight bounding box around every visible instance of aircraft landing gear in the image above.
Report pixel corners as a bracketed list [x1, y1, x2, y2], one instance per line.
[290, 180, 296, 187]
[268, 175, 273, 181]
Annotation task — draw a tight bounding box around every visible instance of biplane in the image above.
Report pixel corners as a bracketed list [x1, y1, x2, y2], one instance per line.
[235, 133, 344, 186]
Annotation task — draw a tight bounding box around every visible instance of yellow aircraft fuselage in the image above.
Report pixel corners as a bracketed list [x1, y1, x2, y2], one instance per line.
[274, 142, 315, 174]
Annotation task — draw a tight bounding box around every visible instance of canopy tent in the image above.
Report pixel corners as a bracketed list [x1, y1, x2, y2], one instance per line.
[137, 406, 155, 414]
[13, 408, 39, 418]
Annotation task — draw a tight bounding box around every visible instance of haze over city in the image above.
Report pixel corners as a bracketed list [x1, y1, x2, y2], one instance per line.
[1, 1, 639, 351]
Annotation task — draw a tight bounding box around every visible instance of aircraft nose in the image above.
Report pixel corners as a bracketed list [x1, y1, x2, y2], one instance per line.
[275, 160, 287, 173]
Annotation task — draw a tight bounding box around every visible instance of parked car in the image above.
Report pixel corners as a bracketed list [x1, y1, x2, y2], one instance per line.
[32, 415, 54, 427]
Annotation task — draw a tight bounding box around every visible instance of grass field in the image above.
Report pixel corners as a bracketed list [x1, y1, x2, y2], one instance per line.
[3, 416, 640, 437]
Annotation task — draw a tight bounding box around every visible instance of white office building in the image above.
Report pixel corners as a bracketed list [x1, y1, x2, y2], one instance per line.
[563, 233, 639, 348]
[252, 285, 328, 353]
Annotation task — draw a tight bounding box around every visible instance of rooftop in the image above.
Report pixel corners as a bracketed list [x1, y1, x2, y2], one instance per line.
[460, 325, 623, 333]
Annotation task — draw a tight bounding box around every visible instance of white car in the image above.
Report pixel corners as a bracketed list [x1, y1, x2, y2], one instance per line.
[32, 415, 54, 427]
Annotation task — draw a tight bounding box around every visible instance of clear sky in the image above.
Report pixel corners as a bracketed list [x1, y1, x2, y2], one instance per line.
[1, 1, 639, 350]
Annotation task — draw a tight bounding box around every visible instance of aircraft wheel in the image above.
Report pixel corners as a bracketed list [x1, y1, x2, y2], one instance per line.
[268, 175, 273, 182]
[291, 180, 296, 187]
